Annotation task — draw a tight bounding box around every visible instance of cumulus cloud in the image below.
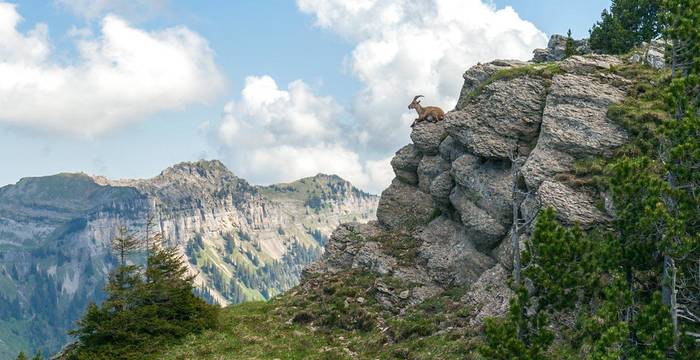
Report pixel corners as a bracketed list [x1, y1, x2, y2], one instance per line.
[296, 0, 547, 153]
[215, 0, 548, 193]
[55, 0, 169, 20]
[214, 76, 393, 192]
[0, 2, 224, 136]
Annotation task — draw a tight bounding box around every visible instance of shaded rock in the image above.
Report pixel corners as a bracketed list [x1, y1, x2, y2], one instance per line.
[438, 135, 466, 163]
[417, 216, 495, 286]
[456, 59, 527, 110]
[391, 144, 421, 185]
[429, 171, 454, 206]
[446, 76, 547, 159]
[537, 181, 608, 227]
[461, 265, 514, 326]
[410, 120, 448, 155]
[449, 186, 507, 250]
[451, 155, 513, 226]
[377, 179, 435, 230]
[417, 155, 450, 193]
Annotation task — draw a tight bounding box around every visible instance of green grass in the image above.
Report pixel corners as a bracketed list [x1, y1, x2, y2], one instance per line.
[158, 270, 480, 360]
[464, 62, 563, 102]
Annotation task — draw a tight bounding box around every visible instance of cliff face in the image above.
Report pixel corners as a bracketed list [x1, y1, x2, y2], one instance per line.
[155, 51, 668, 359]
[0, 161, 377, 357]
[306, 53, 631, 322]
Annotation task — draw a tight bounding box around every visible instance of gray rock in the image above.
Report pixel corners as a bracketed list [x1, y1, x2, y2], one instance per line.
[522, 73, 627, 188]
[438, 135, 466, 163]
[461, 264, 514, 326]
[429, 171, 454, 206]
[451, 154, 513, 226]
[559, 54, 623, 74]
[446, 76, 547, 159]
[449, 186, 507, 250]
[417, 216, 495, 286]
[456, 60, 527, 110]
[532, 34, 590, 63]
[537, 180, 608, 227]
[377, 179, 435, 230]
[417, 155, 450, 193]
[410, 120, 448, 155]
[391, 144, 422, 185]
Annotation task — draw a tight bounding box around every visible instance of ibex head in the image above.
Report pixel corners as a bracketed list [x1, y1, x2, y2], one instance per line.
[408, 95, 424, 110]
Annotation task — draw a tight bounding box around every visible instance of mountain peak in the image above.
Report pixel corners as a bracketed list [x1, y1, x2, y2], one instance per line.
[159, 159, 236, 181]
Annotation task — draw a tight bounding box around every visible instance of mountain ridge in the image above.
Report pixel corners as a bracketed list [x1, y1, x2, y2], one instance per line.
[0, 160, 378, 358]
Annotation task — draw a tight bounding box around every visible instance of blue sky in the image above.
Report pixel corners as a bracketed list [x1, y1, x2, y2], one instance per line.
[0, 0, 610, 193]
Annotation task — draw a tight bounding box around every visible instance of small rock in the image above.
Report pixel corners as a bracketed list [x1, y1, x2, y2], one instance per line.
[356, 297, 365, 304]
[399, 290, 410, 299]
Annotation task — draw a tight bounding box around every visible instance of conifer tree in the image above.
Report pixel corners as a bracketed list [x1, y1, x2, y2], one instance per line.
[589, 0, 662, 54]
[565, 29, 576, 58]
[15, 352, 28, 360]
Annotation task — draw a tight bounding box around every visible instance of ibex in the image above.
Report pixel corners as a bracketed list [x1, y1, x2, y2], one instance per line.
[408, 95, 445, 127]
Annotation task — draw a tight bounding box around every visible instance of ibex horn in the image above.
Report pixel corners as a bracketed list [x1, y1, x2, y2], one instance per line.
[413, 95, 424, 102]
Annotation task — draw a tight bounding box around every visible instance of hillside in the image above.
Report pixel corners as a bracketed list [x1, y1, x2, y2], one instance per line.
[0, 162, 377, 358]
[156, 41, 682, 359]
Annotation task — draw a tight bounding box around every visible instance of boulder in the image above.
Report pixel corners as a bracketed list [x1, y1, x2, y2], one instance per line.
[417, 155, 450, 193]
[410, 120, 447, 155]
[449, 186, 507, 250]
[532, 34, 591, 63]
[377, 179, 435, 230]
[446, 76, 547, 159]
[438, 135, 466, 163]
[390, 144, 422, 185]
[537, 180, 608, 227]
[417, 216, 496, 286]
[451, 154, 513, 226]
[429, 171, 454, 207]
[461, 265, 514, 326]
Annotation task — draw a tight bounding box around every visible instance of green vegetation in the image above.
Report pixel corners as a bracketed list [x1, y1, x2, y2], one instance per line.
[160, 271, 480, 360]
[480, 4, 700, 357]
[467, 62, 562, 100]
[589, 0, 662, 54]
[65, 227, 219, 360]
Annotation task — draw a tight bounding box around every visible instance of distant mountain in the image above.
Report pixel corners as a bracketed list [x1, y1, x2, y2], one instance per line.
[0, 160, 378, 358]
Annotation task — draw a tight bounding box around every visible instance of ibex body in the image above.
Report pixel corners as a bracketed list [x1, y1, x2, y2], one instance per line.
[408, 95, 445, 127]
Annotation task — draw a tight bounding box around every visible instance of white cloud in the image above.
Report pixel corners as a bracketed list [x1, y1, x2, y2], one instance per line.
[0, 2, 225, 137]
[55, 0, 169, 20]
[214, 76, 393, 193]
[297, 0, 547, 153]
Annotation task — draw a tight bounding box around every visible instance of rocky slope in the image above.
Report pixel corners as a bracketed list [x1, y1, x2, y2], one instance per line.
[308, 53, 632, 319]
[158, 47, 668, 359]
[0, 161, 377, 358]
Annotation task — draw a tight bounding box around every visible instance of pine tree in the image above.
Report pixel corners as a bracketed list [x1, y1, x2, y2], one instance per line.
[69, 221, 218, 359]
[589, 0, 662, 54]
[565, 29, 576, 58]
[480, 288, 553, 360]
[15, 352, 28, 360]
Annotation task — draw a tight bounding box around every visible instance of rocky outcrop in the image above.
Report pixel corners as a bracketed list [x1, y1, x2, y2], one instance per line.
[628, 39, 667, 69]
[309, 52, 635, 325]
[532, 34, 591, 63]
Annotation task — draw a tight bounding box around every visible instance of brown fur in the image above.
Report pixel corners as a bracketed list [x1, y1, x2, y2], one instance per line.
[408, 95, 445, 127]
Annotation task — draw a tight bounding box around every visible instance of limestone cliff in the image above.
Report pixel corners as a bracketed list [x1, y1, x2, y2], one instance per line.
[305, 53, 634, 323]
